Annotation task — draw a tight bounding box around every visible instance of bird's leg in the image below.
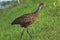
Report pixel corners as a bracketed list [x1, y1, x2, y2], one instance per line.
[27, 29, 32, 39]
[20, 28, 25, 40]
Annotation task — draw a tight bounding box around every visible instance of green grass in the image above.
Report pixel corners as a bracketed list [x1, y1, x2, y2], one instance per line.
[0, 0, 60, 40]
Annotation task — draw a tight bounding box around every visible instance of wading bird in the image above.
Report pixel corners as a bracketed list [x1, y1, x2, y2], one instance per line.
[11, 3, 46, 40]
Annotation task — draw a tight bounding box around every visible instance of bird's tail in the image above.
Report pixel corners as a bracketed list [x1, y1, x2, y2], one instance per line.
[11, 22, 16, 25]
[11, 21, 18, 25]
[11, 22, 14, 25]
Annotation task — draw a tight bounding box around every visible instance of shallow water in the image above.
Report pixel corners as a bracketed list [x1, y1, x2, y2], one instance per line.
[0, 5, 11, 9]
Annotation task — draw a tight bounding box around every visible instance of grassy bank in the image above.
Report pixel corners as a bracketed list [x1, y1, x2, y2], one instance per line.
[0, 0, 60, 40]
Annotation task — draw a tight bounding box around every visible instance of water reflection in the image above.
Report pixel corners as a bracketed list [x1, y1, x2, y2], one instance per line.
[0, 5, 11, 9]
[0, 0, 17, 9]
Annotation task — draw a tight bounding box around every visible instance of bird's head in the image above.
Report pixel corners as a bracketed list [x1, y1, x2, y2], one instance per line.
[39, 3, 46, 8]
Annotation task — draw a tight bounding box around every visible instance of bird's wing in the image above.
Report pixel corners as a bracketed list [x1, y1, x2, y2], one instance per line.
[18, 14, 37, 23]
[12, 14, 37, 24]
[19, 14, 34, 23]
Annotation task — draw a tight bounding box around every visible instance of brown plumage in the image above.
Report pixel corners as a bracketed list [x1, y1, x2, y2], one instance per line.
[11, 3, 46, 40]
[12, 13, 37, 28]
[12, 3, 45, 27]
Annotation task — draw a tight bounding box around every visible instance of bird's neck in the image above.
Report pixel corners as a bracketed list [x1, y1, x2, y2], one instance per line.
[34, 5, 43, 16]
